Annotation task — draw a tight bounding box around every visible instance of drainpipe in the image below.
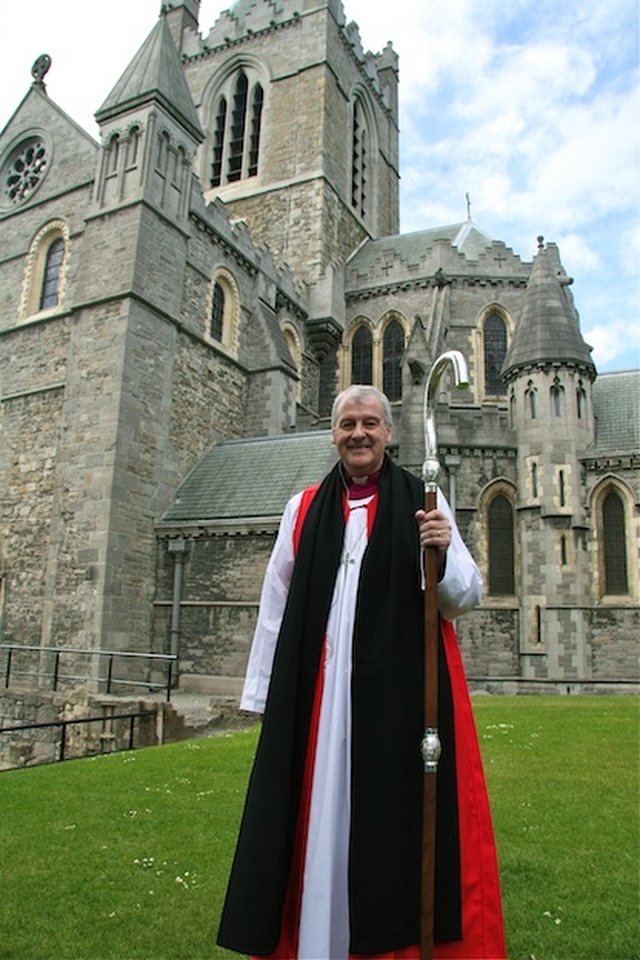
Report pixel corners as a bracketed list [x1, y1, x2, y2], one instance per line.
[167, 536, 187, 679]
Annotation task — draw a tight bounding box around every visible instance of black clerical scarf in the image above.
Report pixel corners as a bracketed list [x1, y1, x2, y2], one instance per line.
[218, 456, 461, 955]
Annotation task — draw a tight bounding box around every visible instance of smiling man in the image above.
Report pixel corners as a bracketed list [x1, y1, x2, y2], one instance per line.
[218, 385, 505, 960]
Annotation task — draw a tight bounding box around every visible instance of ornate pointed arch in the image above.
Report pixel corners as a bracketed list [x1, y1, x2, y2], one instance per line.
[200, 54, 270, 191]
[473, 304, 514, 400]
[589, 476, 637, 601]
[281, 321, 302, 401]
[348, 83, 379, 228]
[478, 479, 518, 600]
[206, 266, 240, 356]
[380, 311, 409, 401]
[19, 219, 70, 323]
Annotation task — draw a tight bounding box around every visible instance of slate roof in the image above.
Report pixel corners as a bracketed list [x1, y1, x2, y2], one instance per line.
[502, 242, 595, 379]
[589, 370, 640, 456]
[96, 14, 204, 142]
[160, 432, 338, 524]
[346, 221, 495, 275]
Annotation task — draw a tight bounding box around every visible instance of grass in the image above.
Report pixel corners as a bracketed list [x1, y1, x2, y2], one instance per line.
[0, 696, 637, 960]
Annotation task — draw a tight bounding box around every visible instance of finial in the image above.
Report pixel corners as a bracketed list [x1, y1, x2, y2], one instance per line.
[466, 192, 472, 221]
[31, 54, 51, 91]
[537, 235, 545, 249]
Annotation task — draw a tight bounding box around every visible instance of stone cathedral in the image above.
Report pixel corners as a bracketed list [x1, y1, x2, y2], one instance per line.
[0, 0, 637, 727]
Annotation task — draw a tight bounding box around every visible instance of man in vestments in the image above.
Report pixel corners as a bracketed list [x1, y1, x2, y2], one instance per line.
[217, 385, 506, 959]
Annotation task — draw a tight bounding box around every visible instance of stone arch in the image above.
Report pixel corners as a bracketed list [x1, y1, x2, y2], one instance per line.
[206, 267, 240, 356]
[380, 311, 409, 401]
[282, 321, 302, 401]
[19, 219, 70, 322]
[200, 54, 271, 190]
[590, 476, 637, 601]
[478, 479, 518, 600]
[473, 303, 514, 401]
[342, 317, 374, 389]
[348, 83, 379, 228]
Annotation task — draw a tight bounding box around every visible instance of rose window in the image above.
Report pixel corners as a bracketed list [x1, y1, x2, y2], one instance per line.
[2, 137, 49, 205]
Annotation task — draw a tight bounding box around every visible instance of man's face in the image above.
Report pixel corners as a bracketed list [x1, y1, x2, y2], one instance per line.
[331, 395, 392, 478]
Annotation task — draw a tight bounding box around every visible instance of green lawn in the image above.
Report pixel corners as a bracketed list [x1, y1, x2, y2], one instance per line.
[0, 696, 637, 960]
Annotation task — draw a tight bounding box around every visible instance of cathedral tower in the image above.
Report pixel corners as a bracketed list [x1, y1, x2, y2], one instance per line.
[181, 0, 400, 284]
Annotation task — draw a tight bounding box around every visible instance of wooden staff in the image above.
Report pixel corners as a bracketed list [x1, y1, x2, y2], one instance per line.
[420, 350, 469, 960]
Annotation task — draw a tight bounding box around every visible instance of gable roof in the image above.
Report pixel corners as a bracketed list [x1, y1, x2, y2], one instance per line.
[159, 432, 338, 525]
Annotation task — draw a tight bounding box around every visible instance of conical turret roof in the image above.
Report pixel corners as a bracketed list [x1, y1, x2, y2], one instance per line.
[501, 240, 595, 381]
[95, 13, 203, 142]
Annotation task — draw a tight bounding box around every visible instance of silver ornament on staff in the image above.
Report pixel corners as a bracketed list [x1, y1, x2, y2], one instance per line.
[420, 350, 469, 960]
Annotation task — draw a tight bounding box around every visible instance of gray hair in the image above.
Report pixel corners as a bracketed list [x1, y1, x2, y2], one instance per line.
[331, 385, 393, 428]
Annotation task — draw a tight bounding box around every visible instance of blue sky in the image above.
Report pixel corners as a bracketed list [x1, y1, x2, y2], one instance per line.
[1, 0, 637, 372]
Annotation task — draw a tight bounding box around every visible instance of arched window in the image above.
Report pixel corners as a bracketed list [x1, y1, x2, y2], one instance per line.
[107, 134, 120, 175]
[351, 96, 368, 219]
[211, 97, 227, 187]
[209, 69, 264, 188]
[483, 313, 507, 395]
[526, 380, 537, 419]
[210, 282, 224, 341]
[550, 377, 564, 417]
[576, 381, 587, 419]
[351, 325, 373, 384]
[228, 72, 249, 183]
[126, 126, 140, 167]
[39, 236, 65, 311]
[382, 319, 404, 401]
[248, 84, 264, 178]
[283, 325, 302, 401]
[206, 269, 240, 354]
[488, 494, 515, 595]
[531, 461, 538, 499]
[602, 489, 628, 594]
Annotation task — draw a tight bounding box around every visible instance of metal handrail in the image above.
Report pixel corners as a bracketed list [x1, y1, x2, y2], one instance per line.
[0, 644, 177, 702]
[0, 711, 156, 765]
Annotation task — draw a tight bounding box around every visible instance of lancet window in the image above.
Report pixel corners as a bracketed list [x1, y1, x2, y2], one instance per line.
[351, 325, 373, 385]
[39, 236, 65, 311]
[483, 313, 507, 395]
[210, 70, 264, 188]
[602, 489, 628, 594]
[550, 377, 564, 417]
[210, 282, 225, 341]
[382, 319, 404, 401]
[487, 493, 515, 595]
[351, 96, 368, 219]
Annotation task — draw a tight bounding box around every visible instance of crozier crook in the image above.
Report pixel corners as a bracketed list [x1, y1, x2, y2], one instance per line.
[420, 349, 469, 960]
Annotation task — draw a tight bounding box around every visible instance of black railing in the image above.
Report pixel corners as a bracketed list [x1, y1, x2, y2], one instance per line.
[1, 711, 156, 766]
[1, 644, 177, 702]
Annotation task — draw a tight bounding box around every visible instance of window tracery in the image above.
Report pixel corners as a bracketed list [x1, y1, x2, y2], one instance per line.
[1, 134, 49, 207]
[209, 68, 264, 188]
[483, 313, 507, 395]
